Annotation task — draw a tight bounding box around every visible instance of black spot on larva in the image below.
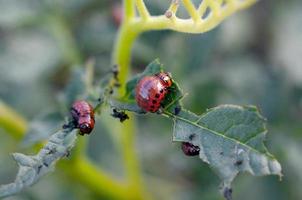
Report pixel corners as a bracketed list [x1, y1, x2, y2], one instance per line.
[155, 93, 160, 98]
[150, 105, 155, 109]
[160, 89, 164, 93]
[235, 160, 243, 166]
[71, 107, 80, 116]
[152, 100, 157, 104]
[189, 134, 196, 141]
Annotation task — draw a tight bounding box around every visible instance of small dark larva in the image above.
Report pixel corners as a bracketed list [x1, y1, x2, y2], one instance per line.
[181, 142, 200, 156]
[135, 72, 173, 113]
[71, 100, 95, 135]
[111, 108, 129, 122]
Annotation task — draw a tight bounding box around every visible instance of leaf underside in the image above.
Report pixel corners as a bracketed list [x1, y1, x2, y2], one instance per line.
[0, 129, 77, 198]
[0, 62, 99, 198]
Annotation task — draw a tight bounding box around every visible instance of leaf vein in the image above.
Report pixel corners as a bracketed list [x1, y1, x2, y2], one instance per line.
[165, 111, 273, 158]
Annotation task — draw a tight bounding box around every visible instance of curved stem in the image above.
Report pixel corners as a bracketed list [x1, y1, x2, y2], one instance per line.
[112, 21, 148, 199]
[63, 157, 130, 199]
[111, 5, 144, 185]
[124, 0, 136, 22]
[135, 0, 150, 20]
[182, 0, 201, 22]
[112, 23, 140, 95]
[119, 0, 257, 34]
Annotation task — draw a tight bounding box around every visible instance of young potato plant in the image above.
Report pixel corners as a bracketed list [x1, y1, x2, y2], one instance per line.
[0, 0, 282, 200]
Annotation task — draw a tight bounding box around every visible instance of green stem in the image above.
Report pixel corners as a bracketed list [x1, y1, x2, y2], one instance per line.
[112, 18, 149, 200]
[63, 157, 130, 200]
[118, 114, 142, 189]
[124, 0, 135, 22]
[112, 23, 140, 95]
[0, 100, 27, 140]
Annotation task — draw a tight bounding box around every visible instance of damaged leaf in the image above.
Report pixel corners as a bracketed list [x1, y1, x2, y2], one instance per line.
[0, 128, 77, 198]
[170, 105, 282, 195]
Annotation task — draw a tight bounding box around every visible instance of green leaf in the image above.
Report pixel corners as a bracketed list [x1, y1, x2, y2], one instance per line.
[169, 105, 282, 189]
[160, 80, 183, 114]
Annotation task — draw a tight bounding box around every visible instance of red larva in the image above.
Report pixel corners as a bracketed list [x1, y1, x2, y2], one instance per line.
[181, 142, 200, 156]
[71, 100, 95, 135]
[135, 72, 173, 113]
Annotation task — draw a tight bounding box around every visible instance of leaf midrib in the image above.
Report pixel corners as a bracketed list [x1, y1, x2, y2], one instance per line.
[164, 110, 274, 159]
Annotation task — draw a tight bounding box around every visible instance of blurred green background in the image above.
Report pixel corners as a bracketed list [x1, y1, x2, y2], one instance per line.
[0, 0, 301, 199]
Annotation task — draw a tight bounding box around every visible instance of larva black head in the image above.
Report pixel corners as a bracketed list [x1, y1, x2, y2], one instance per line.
[181, 142, 200, 156]
[155, 72, 173, 88]
[70, 100, 95, 135]
[79, 123, 93, 135]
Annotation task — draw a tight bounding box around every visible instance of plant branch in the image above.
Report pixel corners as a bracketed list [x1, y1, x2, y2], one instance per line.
[127, 0, 256, 34]
[124, 0, 136, 22]
[0, 100, 27, 140]
[198, 0, 209, 17]
[169, 0, 180, 13]
[181, 0, 201, 22]
[112, 27, 147, 199]
[208, 0, 220, 17]
[135, 0, 150, 20]
[64, 157, 130, 199]
[113, 24, 140, 95]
